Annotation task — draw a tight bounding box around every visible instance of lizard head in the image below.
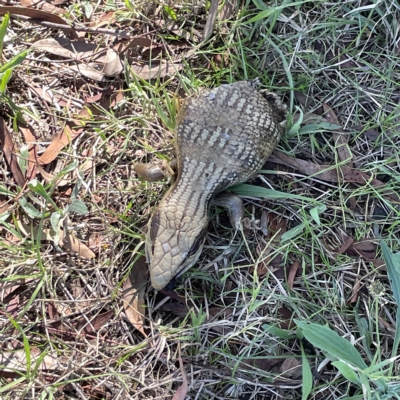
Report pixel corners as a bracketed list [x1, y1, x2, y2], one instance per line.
[145, 207, 208, 290]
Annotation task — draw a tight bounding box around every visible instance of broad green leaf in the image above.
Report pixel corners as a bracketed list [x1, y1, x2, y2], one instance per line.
[0, 184, 15, 196]
[28, 179, 58, 210]
[332, 361, 360, 384]
[301, 344, 312, 400]
[262, 324, 295, 339]
[50, 212, 62, 232]
[19, 197, 43, 218]
[28, 179, 51, 202]
[296, 321, 368, 370]
[309, 205, 326, 226]
[281, 221, 307, 242]
[66, 199, 88, 215]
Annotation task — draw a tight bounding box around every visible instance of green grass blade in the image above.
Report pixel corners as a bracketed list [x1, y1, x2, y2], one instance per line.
[380, 240, 400, 361]
[229, 183, 319, 203]
[0, 49, 29, 73]
[0, 13, 10, 59]
[301, 343, 313, 400]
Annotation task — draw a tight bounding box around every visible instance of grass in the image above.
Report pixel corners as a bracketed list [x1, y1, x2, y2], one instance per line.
[0, 0, 400, 399]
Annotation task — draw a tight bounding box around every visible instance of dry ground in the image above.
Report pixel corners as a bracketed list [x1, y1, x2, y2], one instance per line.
[1, 0, 400, 399]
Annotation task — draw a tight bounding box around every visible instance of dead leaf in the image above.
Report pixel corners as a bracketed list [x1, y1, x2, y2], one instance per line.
[38, 124, 83, 165]
[93, 10, 117, 27]
[270, 150, 400, 203]
[20, 223, 95, 259]
[322, 103, 352, 164]
[19, 124, 37, 180]
[350, 240, 377, 260]
[348, 277, 360, 304]
[80, 310, 114, 334]
[59, 230, 96, 259]
[0, 5, 69, 24]
[294, 91, 321, 112]
[32, 37, 123, 80]
[278, 307, 295, 330]
[0, 117, 26, 187]
[240, 358, 282, 372]
[220, 0, 237, 20]
[38, 89, 123, 165]
[20, 0, 66, 15]
[337, 232, 377, 261]
[130, 62, 183, 79]
[122, 256, 149, 336]
[363, 128, 381, 141]
[202, 0, 219, 40]
[127, 37, 154, 47]
[322, 103, 354, 218]
[172, 355, 188, 400]
[70, 63, 106, 81]
[280, 357, 302, 379]
[337, 236, 354, 255]
[32, 37, 98, 59]
[378, 316, 396, 333]
[160, 303, 190, 317]
[0, 200, 10, 214]
[102, 49, 123, 76]
[287, 261, 299, 290]
[28, 85, 72, 108]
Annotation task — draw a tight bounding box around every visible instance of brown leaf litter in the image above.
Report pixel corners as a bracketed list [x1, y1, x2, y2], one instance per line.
[122, 256, 149, 337]
[19, 223, 95, 259]
[0, 117, 26, 188]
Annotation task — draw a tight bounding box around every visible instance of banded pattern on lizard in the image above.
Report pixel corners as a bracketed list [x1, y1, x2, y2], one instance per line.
[142, 79, 286, 290]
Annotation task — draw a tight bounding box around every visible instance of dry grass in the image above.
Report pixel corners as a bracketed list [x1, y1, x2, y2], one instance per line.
[1, 0, 400, 399]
